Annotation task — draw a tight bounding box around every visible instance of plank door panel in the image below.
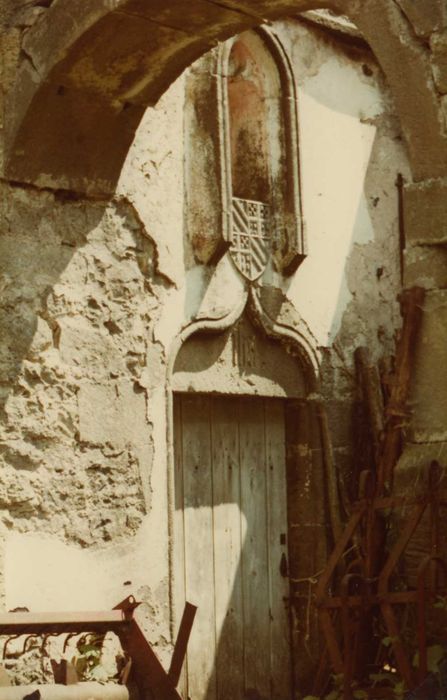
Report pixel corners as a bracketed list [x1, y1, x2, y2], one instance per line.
[211, 398, 244, 700]
[175, 394, 291, 700]
[173, 398, 187, 699]
[265, 399, 291, 700]
[180, 395, 217, 700]
[239, 397, 271, 700]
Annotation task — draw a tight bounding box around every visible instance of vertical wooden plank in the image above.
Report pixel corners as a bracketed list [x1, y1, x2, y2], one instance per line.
[265, 398, 292, 700]
[181, 394, 217, 700]
[211, 397, 244, 700]
[173, 396, 188, 699]
[239, 397, 271, 700]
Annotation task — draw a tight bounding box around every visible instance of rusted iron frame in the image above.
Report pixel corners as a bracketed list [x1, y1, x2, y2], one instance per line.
[377, 499, 426, 690]
[317, 490, 440, 691]
[315, 284, 429, 695]
[341, 573, 369, 700]
[315, 508, 367, 682]
[321, 469, 445, 691]
[396, 173, 406, 288]
[320, 589, 445, 609]
[354, 349, 384, 468]
[168, 602, 197, 687]
[376, 287, 425, 493]
[313, 644, 331, 697]
[0, 596, 197, 700]
[22, 634, 40, 654]
[0, 610, 129, 636]
[364, 476, 380, 582]
[319, 607, 344, 675]
[326, 494, 447, 516]
[377, 462, 443, 690]
[317, 402, 344, 542]
[116, 618, 183, 700]
[429, 462, 442, 573]
[50, 658, 79, 685]
[113, 596, 184, 699]
[315, 487, 439, 602]
[62, 632, 79, 654]
[315, 507, 367, 603]
[349, 471, 376, 685]
[416, 555, 447, 684]
[41, 633, 59, 658]
[2, 634, 20, 659]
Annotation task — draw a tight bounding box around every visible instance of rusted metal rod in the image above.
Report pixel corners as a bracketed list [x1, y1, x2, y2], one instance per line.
[168, 602, 197, 687]
[0, 683, 137, 699]
[377, 286, 425, 492]
[316, 402, 344, 543]
[0, 610, 129, 636]
[354, 346, 384, 463]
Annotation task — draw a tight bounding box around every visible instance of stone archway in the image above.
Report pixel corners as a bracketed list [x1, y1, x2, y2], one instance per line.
[4, 0, 447, 193]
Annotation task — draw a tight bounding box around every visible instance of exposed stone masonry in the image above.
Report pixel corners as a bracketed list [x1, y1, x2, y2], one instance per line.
[0, 186, 170, 546]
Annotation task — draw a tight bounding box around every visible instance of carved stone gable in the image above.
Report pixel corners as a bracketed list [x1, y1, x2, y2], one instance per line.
[172, 313, 305, 398]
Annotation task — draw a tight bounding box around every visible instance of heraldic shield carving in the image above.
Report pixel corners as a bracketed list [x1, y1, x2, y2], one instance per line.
[230, 197, 271, 281]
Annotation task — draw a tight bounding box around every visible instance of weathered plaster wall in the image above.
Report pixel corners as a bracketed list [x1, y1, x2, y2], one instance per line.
[0, 180, 178, 673]
[0, 9, 412, 688]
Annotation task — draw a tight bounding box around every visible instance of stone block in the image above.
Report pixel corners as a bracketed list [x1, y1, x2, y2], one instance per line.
[442, 93, 447, 132]
[404, 244, 447, 289]
[58, 318, 121, 375]
[431, 30, 447, 94]
[288, 522, 327, 580]
[393, 445, 447, 587]
[324, 400, 354, 448]
[395, 442, 447, 481]
[123, 0, 253, 39]
[409, 290, 447, 441]
[403, 178, 447, 245]
[78, 379, 148, 448]
[396, 0, 446, 37]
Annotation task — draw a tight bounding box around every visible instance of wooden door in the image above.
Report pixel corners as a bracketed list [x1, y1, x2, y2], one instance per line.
[174, 394, 291, 700]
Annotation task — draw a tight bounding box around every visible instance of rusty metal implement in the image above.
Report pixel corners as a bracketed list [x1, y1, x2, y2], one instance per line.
[0, 682, 133, 699]
[0, 596, 197, 700]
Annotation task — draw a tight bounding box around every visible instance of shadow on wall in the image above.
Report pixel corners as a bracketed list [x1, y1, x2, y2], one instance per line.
[244, 21, 410, 357]
[326, 123, 409, 347]
[0, 186, 106, 420]
[0, 186, 163, 547]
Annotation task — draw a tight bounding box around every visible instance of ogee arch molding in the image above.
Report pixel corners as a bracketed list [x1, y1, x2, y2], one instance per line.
[5, 0, 447, 193]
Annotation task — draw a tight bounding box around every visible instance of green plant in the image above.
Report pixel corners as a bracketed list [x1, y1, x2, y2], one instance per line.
[412, 644, 445, 675]
[303, 673, 368, 700]
[433, 596, 447, 611]
[71, 633, 109, 682]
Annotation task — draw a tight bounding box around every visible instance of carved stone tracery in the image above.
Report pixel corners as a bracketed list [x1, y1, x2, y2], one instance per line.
[186, 27, 306, 278]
